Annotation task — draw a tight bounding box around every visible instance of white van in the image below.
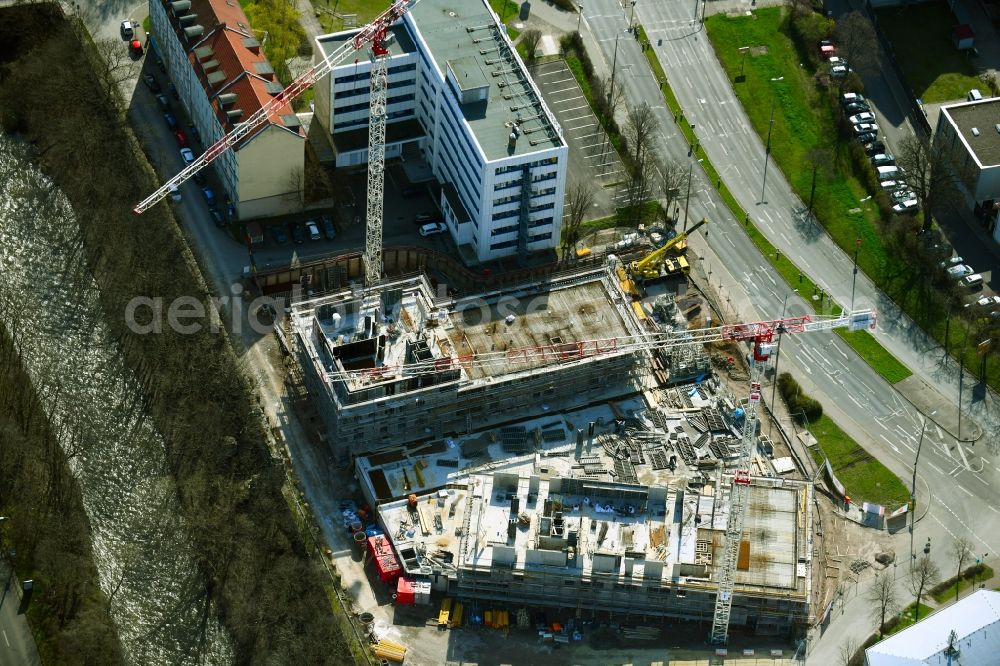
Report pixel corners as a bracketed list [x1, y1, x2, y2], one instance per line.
[876, 165, 900, 182]
[968, 89, 983, 101]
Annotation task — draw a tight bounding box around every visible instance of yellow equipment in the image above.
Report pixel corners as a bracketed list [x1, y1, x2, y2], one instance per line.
[629, 218, 706, 282]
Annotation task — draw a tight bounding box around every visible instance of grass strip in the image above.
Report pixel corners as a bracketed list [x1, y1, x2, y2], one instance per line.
[805, 414, 910, 508]
[885, 602, 934, 636]
[930, 564, 994, 604]
[835, 329, 912, 384]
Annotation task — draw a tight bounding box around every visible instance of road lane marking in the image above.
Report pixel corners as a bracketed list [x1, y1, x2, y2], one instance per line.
[926, 461, 944, 475]
[973, 475, 989, 486]
[958, 485, 974, 497]
[990, 505, 1000, 513]
[2, 630, 7, 647]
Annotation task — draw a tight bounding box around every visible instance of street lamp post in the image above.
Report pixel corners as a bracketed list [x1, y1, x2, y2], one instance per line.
[958, 325, 970, 440]
[629, 0, 637, 32]
[759, 77, 783, 205]
[768, 290, 797, 437]
[577, 2, 583, 32]
[850, 238, 861, 311]
[910, 411, 936, 568]
[608, 32, 621, 108]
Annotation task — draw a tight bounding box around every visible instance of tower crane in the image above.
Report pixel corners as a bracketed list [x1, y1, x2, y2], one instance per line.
[319, 303, 875, 642]
[133, 0, 419, 284]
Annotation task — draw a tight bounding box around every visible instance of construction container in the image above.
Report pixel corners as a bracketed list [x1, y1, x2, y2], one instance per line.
[367, 535, 402, 584]
[395, 577, 416, 606]
[737, 539, 751, 571]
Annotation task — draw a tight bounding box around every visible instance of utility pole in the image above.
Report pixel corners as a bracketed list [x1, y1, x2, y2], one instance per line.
[608, 32, 621, 109]
[768, 290, 797, 437]
[910, 411, 935, 569]
[759, 78, 783, 205]
[629, 0, 637, 31]
[850, 238, 861, 311]
[959, 326, 970, 439]
[577, 2, 583, 32]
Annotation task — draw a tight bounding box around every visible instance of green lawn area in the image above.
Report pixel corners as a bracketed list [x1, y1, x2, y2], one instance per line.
[886, 602, 935, 635]
[931, 564, 994, 603]
[318, 0, 390, 25]
[806, 414, 910, 508]
[877, 2, 982, 103]
[834, 329, 912, 384]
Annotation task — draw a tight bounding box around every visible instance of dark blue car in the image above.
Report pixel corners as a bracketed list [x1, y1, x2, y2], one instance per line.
[163, 112, 177, 130]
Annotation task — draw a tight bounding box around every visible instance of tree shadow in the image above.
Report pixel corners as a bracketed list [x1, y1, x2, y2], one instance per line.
[791, 206, 823, 242]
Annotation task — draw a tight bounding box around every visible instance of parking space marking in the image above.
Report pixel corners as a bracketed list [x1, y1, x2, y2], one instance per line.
[560, 104, 591, 113]
[547, 86, 580, 94]
[565, 123, 597, 132]
[556, 94, 585, 103]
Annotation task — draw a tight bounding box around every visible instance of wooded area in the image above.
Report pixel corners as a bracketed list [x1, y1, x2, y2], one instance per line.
[0, 4, 353, 663]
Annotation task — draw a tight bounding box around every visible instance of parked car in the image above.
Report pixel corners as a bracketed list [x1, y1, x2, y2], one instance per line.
[848, 112, 876, 125]
[305, 219, 321, 240]
[947, 264, 975, 279]
[168, 185, 181, 202]
[187, 123, 200, 143]
[120, 20, 134, 41]
[871, 153, 895, 166]
[192, 170, 206, 185]
[966, 295, 1000, 310]
[155, 93, 170, 111]
[269, 225, 287, 244]
[320, 215, 336, 240]
[844, 102, 870, 115]
[201, 186, 216, 206]
[415, 211, 439, 224]
[831, 65, 851, 79]
[856, 132, 877, 145]
[174, 130, 189, 147]
[143, 74, 160, 93]
[959, 273, 984, 289]
[853, 122, 879, 135]
[864, 140, 886, 156]
[891, 189, 916, 203]
[938, 255, 965, 268]
[179, 147, 195, 165]
[155, 55, 166, 73]
[419, 221, 447, 237]
[842, 92, 866, 106]
[167, 82, 178, 99]
[163, 112, 177, 130]
[818, 40, 837, 60]
[209, 207, 226, 228]
[289, 221, 305, 244]
[128, 39, 143, 58]
[892, 199, 919, 215]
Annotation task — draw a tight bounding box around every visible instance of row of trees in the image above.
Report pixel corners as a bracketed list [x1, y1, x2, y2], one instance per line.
[0, 5, 353, 663]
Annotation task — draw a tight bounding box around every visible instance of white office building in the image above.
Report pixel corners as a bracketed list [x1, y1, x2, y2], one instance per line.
[313, 0, 568, 263]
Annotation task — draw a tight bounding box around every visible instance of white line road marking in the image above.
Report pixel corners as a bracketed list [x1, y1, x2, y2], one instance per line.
[958, 485, 974, 497]
[560, 104, 590, 113]
[973, 475, 989, 486]
[833, 345, 849, 360]
[2, 630, 8, 647]
[926, 461, 944, 475]
[948, 465, 962, 476]
[990, 505, 1000, 513]
[850, 395, 864, 410]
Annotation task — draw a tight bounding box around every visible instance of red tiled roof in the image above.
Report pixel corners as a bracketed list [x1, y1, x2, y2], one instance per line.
[176, 0, 299, 136]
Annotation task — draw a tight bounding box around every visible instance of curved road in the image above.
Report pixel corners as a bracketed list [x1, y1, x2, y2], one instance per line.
[580, 0, 999, 660]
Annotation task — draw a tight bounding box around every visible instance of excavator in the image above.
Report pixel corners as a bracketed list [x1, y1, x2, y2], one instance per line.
[615, 218, 708, 298]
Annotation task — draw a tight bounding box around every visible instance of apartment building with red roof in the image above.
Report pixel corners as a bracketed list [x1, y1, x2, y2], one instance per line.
[149, 0, 305, 220]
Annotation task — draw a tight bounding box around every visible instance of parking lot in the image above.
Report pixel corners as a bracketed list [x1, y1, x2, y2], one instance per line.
[530, 60, 626, 219]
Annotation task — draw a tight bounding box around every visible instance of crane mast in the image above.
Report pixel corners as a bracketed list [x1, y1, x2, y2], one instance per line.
[132, 0, 415, 218]
[364, 46, 390, 284]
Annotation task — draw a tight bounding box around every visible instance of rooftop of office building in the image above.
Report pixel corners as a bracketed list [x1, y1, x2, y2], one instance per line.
[408, 0, 564, 160]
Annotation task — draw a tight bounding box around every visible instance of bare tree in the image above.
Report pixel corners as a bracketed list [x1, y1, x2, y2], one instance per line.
[562, 180, 597, 260]
[833, 12, 879, 77]
[93, 37, 137, 104]
[623, 148, 654, 226]
[804, 147, 832, 214]
[895, 135, 971, 232]
[286, 166, 305, 211]
[866, 569, 899, 638]
[658, 158, 690, 225]
[838, 635, 858, 666]
[623, 102, 659, 171]
[951, 536, 973, 602]
[521, 29, 542, 64]
[979, 71, 1000, 97]
[909, 555, 941, 621]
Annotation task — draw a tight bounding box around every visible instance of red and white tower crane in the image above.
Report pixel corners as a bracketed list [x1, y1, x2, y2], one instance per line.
[133, 0, 418, 284]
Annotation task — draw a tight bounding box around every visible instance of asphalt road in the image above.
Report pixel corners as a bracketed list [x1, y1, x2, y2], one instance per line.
[582, 0, 1000, 659]
[0, 564, 39, 666]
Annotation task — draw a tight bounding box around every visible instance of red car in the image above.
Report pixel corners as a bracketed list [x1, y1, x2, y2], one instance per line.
[818, 40, 837, 60]
[174, 130, 188, 147]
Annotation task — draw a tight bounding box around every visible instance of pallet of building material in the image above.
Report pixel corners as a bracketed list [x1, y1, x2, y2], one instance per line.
[703, 407, 729, 432]
[621, 626, 661, 640]
[541, 427, 566, 443]
[498, 426, 530, 453]
[649, 448, 669, 470]
[449, 601, 464, 629]
[688, 412, 708, 433]
[613, 458, 638, 485]
[373, 638, 407, 663]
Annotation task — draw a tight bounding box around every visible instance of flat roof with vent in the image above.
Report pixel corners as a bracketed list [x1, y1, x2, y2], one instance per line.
[408, 0, 563, 160]
[941, 97, 1000, 166]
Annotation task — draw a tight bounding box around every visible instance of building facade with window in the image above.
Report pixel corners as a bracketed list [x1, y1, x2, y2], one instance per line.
[149, 0, 305, 220]
[313, 0, 568, 263]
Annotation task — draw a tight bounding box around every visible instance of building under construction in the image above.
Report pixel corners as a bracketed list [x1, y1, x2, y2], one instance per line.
[290, 269, 703, 457]
[355, 393, 812, 636]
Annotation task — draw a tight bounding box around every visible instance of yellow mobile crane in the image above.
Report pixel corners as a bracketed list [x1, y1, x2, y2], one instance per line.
[616, 218, 707, 297]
